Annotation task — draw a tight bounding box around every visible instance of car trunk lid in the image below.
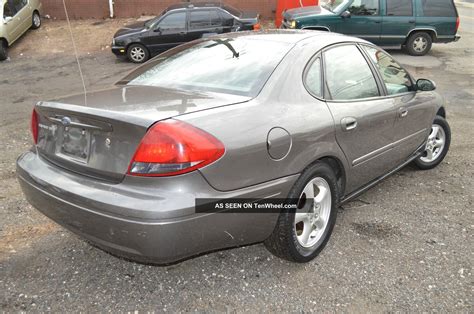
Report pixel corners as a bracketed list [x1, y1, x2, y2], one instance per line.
[34, 85, 250, 182]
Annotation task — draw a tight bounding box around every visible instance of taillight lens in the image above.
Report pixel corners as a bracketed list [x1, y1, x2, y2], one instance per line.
[31, 108, 39, 144]
[456, 17, 460, 33]
[128, 119, 225, 177]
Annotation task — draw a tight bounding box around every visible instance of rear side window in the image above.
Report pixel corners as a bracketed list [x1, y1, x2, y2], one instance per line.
[190, 10, 221, 29]
[363, 46, 414, 95]
[324, 45, 379, 100]
[305, 57, 322, 97]
[386, 0, 413, 16]
[421, 0, 457, 17]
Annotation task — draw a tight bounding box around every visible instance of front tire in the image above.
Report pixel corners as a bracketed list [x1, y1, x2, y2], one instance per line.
[31, 11, 41, 29]
[414, 115, 451, 170]
[264, 162, 338, 263]
[127, 43, 150, 63]
[0, 40, 8, 61]
[406, 32, 432, 56]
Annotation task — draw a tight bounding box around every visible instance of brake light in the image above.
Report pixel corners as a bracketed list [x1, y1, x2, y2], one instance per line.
[128, 120, 225, 177]
[456, 17, 460, 32]
[31, 108, 38, 144]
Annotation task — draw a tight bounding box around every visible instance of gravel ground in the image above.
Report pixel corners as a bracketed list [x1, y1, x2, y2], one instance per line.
[1, 10, 473, 312]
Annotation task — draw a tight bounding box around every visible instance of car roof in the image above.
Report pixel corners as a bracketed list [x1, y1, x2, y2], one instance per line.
[166, 2, 225, 11]
[209, 29, 369, 46]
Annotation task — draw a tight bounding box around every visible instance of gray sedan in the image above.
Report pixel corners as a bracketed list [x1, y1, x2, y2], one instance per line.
[17, 30, 450, 264]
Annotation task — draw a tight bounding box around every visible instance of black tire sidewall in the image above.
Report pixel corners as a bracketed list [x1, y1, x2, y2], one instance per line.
[284, 163, 339, 262]
[32, 11, 41, 29]
[0, 41, 7, 61]
[127, 44, 150, 63]
[414, 115, 451, 170]
[407, 32, 432, 56]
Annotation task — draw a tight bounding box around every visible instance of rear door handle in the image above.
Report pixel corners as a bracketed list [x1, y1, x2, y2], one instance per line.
[341, 117, 358, 131]
[399, 107, 408, 118]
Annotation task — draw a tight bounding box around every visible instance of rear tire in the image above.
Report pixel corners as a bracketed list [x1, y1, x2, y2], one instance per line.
[127, 43, 149, 63]
[31, 11, 41, 29]
[406, 32, 432, 56]
[414, 115, 451, 170]
[264, 162, 338, 263]
[0, 40, 8, 61]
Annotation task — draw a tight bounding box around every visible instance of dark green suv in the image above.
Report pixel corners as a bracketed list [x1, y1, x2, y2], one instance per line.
[282, 0, 460, 56]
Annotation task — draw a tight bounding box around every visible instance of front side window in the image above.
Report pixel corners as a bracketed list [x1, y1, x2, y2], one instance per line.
[347, 0, 379, 16]
[122, 37, 293, 97]
[324, 45, 379, 100]
[305, 57, 322, 97]
[421, 0, 457, 17]
[386, 0, 413, 16]
[363, 46, 414, 95]
[158, 12, 186, 32]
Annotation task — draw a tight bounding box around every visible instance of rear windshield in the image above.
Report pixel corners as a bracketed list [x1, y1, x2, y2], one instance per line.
[120, 37, 293, 97]
[223, 4, 242, 17]
[421, 0, 457, 17]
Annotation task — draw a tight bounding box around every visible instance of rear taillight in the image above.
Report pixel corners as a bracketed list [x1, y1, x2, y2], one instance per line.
[456, 17, 460, 33]
[128, 120, 225, 177]
[31, 108, 38, 144]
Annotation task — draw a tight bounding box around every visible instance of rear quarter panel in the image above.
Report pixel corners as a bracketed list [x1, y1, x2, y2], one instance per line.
[178, 37, 350, 192]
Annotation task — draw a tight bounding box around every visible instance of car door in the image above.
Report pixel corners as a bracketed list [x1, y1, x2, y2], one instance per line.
[2, 0, 27, 43]
[380, 0, 416, 46]
[16, 0, 31, 33]
[321, 44, 398, 192]
[187, 9, 223, 41]
[361, 45, 434, 163]
[145, 11, 188, 54]
[340, 0, 382, 43]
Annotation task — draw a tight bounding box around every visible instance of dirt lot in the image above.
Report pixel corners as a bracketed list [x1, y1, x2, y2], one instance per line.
[1, 10, 473, 312]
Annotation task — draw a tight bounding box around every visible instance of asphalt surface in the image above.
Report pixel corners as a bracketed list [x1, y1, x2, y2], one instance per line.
[1, 5, 473, 312]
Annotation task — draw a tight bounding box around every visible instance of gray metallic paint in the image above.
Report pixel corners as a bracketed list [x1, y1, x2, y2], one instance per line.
[17, 31, 444, 263]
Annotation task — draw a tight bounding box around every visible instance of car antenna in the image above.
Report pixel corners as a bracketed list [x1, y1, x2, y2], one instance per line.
[62, 0, 87, 106]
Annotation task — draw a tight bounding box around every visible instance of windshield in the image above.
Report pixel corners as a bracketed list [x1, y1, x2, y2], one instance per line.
[333, 0, 353, 13]
[120, 37, 293, 97]
[223, 4, 242, 17]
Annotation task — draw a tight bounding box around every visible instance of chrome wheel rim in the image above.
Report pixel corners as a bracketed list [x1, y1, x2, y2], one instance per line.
[294, 177, 332, 248]
[33, 13, 40, 27]
[420, 123, 446, 163]
[413, 36, 428, 53]
[130, 46, 146, 62]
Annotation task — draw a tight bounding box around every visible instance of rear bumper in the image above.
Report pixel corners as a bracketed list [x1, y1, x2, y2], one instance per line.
[435, 35, 461, 43]
[17, 151, 297, 264]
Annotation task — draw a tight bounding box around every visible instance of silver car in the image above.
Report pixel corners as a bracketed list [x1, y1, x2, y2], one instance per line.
[17, 30, 451, 264]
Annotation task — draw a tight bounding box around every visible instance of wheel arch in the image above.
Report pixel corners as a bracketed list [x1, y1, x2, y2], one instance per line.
[436, 106, 446, 118]
[302, 155, 347, 202]
[406, 28, 437, 44]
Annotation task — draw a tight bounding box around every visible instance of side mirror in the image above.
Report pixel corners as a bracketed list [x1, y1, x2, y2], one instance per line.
[4, 16, 13, 23]
[416, 78, 436, 91]
[340, 11, 351, 18]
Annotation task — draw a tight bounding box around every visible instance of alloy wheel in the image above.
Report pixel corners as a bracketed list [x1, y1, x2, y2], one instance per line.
[413, 36, 428, 53]
[420, 123, 446, 163]
[130, 46, 146, 62]
[294, 177, 332, 248]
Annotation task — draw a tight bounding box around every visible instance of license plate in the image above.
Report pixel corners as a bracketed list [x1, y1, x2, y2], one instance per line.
[58, 126, 91, 162]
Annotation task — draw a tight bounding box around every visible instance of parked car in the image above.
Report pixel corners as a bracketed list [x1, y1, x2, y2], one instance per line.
[0, 0, 42, 60]
[111, 1, 260, 63]
[18, 31, 450, 264]
[282, 0, 460, 56]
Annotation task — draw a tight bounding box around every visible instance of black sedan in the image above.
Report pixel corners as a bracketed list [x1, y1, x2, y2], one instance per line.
[112, 2, 260, 63]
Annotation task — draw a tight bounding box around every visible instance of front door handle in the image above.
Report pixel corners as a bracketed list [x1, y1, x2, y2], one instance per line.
[399, 107, 408, 118]
[341, 117, 358, 131]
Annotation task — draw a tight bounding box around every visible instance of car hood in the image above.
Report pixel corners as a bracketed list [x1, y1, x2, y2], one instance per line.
[284, 5, 334, 19]
[47, 85, 251, 127]
[113, 21, 149, 38]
